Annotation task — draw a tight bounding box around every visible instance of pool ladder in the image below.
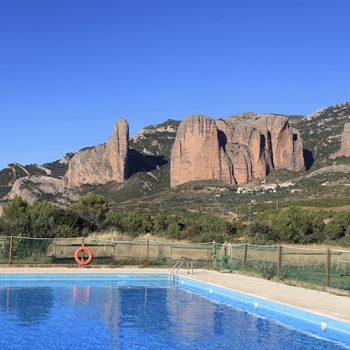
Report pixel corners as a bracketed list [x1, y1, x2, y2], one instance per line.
[170, 257, 194, 276]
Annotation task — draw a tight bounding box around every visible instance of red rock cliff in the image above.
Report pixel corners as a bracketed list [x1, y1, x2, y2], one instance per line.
[63, 118, 129, 188]
[170, 113, 304, 187]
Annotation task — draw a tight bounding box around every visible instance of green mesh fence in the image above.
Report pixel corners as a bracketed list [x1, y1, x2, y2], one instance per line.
[214, 243, 350, 291]
[281, 246, 327, 287]
[0, 236, 11, 264]
[216, 243, 278, 279]
[329, 249, 350, 290]
[245, 244, 278, 278]
[0, 236, 213, 268]
[1, 236, 350, 291]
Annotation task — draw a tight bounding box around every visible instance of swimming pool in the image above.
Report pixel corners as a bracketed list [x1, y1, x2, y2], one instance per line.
[0, 274, 349, 349]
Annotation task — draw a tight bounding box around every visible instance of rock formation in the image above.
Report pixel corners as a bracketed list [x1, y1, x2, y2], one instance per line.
[330, 122, 350, 159]
[170, 114, 305, 187]
[5, 176, 62, 204]
[63, 118, 129, 188]
[170, 115, 223, 187]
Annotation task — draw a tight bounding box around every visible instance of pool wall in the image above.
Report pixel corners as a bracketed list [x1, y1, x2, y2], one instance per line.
[175, 275, 350, 347]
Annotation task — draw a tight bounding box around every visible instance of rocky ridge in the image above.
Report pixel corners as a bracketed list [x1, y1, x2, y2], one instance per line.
[291, 102, 350, 167]
[5, 176, 62, 204]
[130, 119, 180, 158]
[170, 114, 305, 187]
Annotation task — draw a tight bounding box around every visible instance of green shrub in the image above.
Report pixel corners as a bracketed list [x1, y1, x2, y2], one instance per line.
[246, 221, 278, 244]
[72, 193, 110, 230]
[325, 212, 350, 240]
[0, 197, 90, 238]
[250, 207, 325, 244]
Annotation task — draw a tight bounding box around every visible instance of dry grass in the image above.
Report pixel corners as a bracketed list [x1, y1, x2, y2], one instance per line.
[301, 204, 350, 212]
[87, 231, 213, 261]
[282, 243, 350, 251]
[88, 231, 190, 244]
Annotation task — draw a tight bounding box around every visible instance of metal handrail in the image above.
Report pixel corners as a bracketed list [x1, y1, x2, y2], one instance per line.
[170, 256, 193, 275]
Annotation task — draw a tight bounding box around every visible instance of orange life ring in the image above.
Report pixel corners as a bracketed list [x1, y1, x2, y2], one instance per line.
[74, 246, 93, 266]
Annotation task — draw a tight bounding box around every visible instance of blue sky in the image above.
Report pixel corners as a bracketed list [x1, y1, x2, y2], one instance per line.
[0, 0, 349, 168]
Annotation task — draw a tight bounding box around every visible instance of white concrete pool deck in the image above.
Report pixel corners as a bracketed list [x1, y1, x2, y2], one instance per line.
[1, 267, 349, 323]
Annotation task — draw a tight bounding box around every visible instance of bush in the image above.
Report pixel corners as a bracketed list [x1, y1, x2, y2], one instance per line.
[325, 212, 350, 240]
[103, 210, 242, 242]
[246, 221, 278, 244]
[249, 207, 325, 244]
[105, 211, 153, 236]
[0, 197, 90, 238]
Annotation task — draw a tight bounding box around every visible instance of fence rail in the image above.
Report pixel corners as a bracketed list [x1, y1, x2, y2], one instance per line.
[0, 236, 349, 291]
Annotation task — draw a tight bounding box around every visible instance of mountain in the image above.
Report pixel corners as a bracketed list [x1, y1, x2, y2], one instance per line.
[291, 102, 350, 168]
[1, 102, 350, 213]
[0, 155, 74, 201]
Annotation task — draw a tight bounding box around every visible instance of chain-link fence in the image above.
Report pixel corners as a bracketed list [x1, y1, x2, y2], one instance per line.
[215, 243, 350, 291]
[0, 236, 213, 268]
[1, 236, 349, 291]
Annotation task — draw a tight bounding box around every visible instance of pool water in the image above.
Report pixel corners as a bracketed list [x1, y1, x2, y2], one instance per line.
[0, 276, 348, 350]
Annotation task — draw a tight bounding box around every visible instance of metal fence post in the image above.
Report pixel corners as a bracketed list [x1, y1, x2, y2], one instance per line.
[8, 236, 13, 265]
[212, 241, 216, 270]
[326, 248, 331, 288]
[146, 239, 150, 262]
[111, 241, 115, 257]
[53, 239, 56, 257]
[169, 242, 173, 264]
[243, 244, 248, 271]
[220, 244, 224, 271]
[277, 244, 282, 279]
[229, 244, 233, 271]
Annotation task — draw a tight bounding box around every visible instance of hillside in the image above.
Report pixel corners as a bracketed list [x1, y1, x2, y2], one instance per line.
[1, 102, 350, 215]
[291, 102, 350, 168]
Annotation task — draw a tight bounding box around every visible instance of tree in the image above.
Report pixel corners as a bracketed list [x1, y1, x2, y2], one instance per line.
[72, 193, 110, 230]
[325, 212, 350, 240]
[0, 196, 29, 236]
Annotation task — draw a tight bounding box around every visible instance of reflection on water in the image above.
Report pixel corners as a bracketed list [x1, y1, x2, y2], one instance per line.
[0, 287, 53, 326]
[72, 286, 91, 305]
[166, 288, 216, 338]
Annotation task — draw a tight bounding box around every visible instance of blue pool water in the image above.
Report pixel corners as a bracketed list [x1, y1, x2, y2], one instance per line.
[0, 275, 349, 350]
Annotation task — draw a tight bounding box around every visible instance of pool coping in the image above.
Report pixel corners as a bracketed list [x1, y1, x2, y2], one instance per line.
[174, 275, 350, 347]
[182, 273, 350, 325]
